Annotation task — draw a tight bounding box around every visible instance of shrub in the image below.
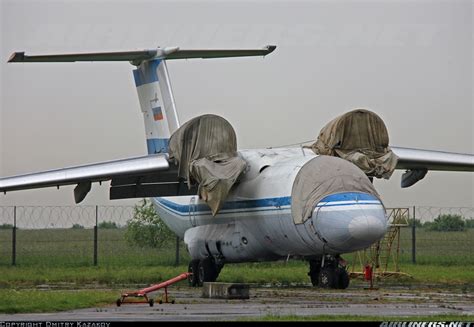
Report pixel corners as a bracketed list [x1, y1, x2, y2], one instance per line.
[465, 219, 474, 229]
[71, 224, 84, 229]
[125, 199, 175, 248]
[422, 221, 433, 229]
[0, 224, 14, 229]
[408, 218, 422, 228]
[426, 214, 466, 232]
[98, 221, 119, 229]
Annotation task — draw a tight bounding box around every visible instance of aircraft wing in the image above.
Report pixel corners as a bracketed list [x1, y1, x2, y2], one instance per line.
[391, 146, 474, 187]
[0, 154, 171, 203]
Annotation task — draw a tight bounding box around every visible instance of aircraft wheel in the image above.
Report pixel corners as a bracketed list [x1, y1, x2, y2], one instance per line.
[319, 268, 337, 288]
[336, 267, 350, 289]
[188, 259, 200, 287]
[308, 259, 321, 286]
[197, 257, 218, 286]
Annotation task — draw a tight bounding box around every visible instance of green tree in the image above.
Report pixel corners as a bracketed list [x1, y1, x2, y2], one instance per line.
[98, 221, 119, 229]
[464, 219, 474, 229]
[426, 214, 466, 232]
[125, 199, 175, 248]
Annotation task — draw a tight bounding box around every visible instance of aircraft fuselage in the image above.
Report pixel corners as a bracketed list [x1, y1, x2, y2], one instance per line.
[154, 147, 387, 264]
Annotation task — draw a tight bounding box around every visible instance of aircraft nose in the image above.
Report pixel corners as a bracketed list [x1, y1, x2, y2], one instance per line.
[313, 192, 387, 252]
[348, 214, 386, 241]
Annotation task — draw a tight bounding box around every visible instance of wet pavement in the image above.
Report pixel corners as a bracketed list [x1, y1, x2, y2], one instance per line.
[1, 285, 473, 321]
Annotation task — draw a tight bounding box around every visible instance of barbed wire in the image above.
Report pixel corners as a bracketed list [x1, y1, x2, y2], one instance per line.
[3, 205, 473, 228]
[416, 206, 474, 223]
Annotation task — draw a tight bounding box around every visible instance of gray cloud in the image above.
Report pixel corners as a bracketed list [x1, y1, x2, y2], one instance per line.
[0, 0, 472, 207]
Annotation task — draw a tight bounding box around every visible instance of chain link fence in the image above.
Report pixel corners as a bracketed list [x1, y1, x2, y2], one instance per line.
[1, 205, 473, 267]
[396, 207, 474, 265]
[0, 205, 188, 267]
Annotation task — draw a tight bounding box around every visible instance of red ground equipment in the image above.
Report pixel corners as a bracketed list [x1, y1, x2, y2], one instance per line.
[364, 264, 375, 289]
[117, 272, 191, 306]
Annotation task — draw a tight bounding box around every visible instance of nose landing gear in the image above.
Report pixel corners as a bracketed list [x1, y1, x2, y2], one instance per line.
[308, 255, 349, 289]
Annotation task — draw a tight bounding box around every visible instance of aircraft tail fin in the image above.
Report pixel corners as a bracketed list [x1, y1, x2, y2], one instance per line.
[133, 59, 178, 154]
[8, 45, 277, 154]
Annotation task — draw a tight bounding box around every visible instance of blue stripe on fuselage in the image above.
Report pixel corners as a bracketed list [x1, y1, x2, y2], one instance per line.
[147, 138, 169, 154]
[155, 192, 382, 215]
[157, 196, 291, 214]
[133, 59, 161, 87]
[320, 192, 379, 203]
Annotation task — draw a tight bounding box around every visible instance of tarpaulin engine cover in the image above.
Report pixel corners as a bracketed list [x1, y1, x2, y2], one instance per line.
[309, 109, 398, 179]
[291, 155, 380, 224]
[168, 114, 246, 216]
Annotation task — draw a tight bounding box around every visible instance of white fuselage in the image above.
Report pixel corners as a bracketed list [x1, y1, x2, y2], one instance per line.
[153, 148, 387, 263]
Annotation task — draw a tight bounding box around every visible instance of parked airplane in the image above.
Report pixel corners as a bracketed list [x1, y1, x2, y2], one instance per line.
[1, 46, 473, 289]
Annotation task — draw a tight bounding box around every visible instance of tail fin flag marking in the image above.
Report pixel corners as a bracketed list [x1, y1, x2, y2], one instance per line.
[152, 107, 164, 121]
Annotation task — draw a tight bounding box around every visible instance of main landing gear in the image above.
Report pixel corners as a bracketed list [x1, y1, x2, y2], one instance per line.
[188, 257, 223, 287]
[307, 255, 350, 289]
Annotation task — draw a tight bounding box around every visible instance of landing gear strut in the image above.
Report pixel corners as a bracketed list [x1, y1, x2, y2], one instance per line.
[188, 257, 223, 287]
[308, 255, 349, 289]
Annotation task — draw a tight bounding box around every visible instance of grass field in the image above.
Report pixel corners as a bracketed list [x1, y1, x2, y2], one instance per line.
[1, 227, 473, 267]
[0, 228, 189, 267]
[1, 262, 473, 289]
[0, 289, 118, 314]
[398, 228, 474, 265]
[0, 226, 473, 316]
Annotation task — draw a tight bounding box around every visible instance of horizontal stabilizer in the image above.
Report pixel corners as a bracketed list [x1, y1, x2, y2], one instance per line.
[8, 50, 158, 63]
[8, 45, 276, 65]
[164, 45, 276, 60]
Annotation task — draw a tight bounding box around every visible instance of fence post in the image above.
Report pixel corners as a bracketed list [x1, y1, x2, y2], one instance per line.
[175, 236, 180, 266]
[412, 205, 416, 264]
[12, 206, 16, 266]
[94, 205, 98, 266]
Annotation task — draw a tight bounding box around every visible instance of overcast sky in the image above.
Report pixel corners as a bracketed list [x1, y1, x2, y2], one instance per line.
[0, 0, 472, 208]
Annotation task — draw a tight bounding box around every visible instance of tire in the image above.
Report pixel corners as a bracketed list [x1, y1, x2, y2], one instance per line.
[336, 267, 350, 289]
[309, 273, 319, 287]
[197, 257, 218, 286]
[308, 260, 321, 287]
[319, 268, 337, 288]
[188, 259, 200, 287]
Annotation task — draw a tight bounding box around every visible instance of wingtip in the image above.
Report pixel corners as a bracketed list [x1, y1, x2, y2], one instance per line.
[265, 45, 277, 55]
[8, 52, 24, 63]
